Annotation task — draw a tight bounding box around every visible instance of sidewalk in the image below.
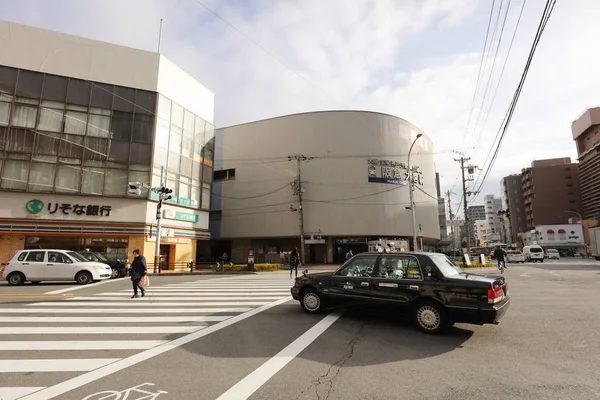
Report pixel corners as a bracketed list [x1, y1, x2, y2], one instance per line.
[146, 264, 340, 276]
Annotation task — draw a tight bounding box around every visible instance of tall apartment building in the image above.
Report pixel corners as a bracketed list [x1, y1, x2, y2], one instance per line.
[483, 194, 502, 241]
[466, 205, 485, 246]
[571, 107, 600, 219]
[521, 158, 582, 229]
[435, 173, 448, 240]
[500, 174, 527, 244]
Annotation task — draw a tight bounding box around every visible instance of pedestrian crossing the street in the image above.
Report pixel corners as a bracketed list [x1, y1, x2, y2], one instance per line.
[0, 275, 293, 400]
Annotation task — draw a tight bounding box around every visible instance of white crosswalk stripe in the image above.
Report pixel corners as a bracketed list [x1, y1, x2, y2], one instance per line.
[0, 275, 293, 395]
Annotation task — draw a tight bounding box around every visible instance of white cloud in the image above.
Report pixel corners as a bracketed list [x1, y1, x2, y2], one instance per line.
[1, 0, 598, 215]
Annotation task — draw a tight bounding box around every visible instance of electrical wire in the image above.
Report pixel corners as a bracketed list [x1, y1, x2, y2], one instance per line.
[470, 0, 556, 199]
[415, 185, 439, 201]
[210, 182, 289, 199]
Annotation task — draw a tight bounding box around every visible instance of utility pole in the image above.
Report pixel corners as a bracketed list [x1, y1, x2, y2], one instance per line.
[289, 155, 313, 265]
[446, 190, 455, 254]
[454, 157, 477, 254]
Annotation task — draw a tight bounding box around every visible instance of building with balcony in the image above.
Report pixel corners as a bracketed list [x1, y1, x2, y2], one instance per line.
[521, 158, 582, 230]
[483, 194, 502, 242]
[572, 107, 600, 220]
[0, 21, 215, 269]
[466, 205, 485, 247]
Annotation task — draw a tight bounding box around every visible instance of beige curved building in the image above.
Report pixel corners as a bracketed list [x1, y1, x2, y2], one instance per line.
[209, 110, 440, 264]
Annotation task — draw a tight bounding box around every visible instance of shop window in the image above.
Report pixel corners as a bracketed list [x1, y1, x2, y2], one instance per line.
[169, 126, 182, 153]
[55, 164, 81, 193]
[1, 159, 29, 190]
[87, 112, 111, 138]
[38, 106, 64, 132]
[132, 112, 154, 143]
[103, 169, 128, 195]
[170, 102, 184, 128]
[11, 104, 37, 128]
[113, 86, 134, 112]
[180, 156, 193, 177]
[167, 151, 180, 173]
[66, 79, 91, 107]
[28, 162, 56, 192]
[81, 166, 105, 195]
[0, 100, 10, 126]
[130, 142, 151, 166]
[214, 168, 236, 181]
[111, 111, 133, 141]
[64, 111, 87, 135]
[134, 90, 156, 114]
[153, 145, 168, 169]
[191, 179, 201, 208]
[0, 66, 18, 95]
[16, 70, 43, 98]
[90, 83, 113, 108]
[108, 141, 130, 164]
[193, 161, 201, 180]
[179, 176, 191, 203]
[59, 134, 84, 159]
[6, 128, 35, 153]
[201, 182, 211, 209]
[167, 172, 179, 200]
[157, 95, 171, 123]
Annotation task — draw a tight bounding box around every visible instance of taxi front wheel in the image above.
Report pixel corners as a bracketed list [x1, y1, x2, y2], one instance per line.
[300, 288, 323, 314]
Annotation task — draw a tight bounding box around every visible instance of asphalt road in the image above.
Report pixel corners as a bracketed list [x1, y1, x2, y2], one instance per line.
[1, 259, 599, 400]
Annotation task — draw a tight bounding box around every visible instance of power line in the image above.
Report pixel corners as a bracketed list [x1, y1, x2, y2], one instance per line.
[471, 0, 556, 198]
[211, 183, 289, 199]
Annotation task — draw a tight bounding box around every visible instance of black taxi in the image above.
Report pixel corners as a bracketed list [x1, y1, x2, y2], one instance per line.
[291, 251, 510, 334]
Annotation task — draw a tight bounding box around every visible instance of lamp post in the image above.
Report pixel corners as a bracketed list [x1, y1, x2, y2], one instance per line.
[408, 133, 423, 251]
[564, 210, 582, 223]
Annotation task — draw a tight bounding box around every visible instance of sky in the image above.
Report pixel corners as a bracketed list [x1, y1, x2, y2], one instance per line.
[2, 0, 599, 217]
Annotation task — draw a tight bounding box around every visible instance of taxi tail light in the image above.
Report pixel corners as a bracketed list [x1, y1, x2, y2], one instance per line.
[488, 286, 503, 304]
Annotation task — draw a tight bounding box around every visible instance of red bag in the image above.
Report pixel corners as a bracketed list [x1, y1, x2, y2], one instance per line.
[139, 275, 150, 288]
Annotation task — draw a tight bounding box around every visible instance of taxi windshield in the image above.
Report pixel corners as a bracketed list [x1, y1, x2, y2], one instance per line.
[430, 254, 463, 277]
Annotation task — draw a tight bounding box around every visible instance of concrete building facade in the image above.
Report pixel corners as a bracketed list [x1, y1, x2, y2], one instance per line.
[210, 111, 440, 264]
[0, 21, 215, 269]
[500, 174, 527, 244]
[572, 107, 600, 220]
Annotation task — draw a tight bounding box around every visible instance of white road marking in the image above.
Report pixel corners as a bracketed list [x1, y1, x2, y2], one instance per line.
[217, 313, 342, 400]
[96, 292, 287, 297]
[0, 340, 167, 351]
[68, 296, 282, 301]
[118, 288, 290, 292]
[29, 301, 270, 307]
[163, 284, 291, 288]
[1, 307, 251, 314]
[520, 273, 529, 277]
[0, 387, 46, 400]
[0, 326, 203, 335]
[44, 278, 126, 294]
[0, 316, 231, 323]
[18, 297, 292, 400]
[0, 358, 120, 373]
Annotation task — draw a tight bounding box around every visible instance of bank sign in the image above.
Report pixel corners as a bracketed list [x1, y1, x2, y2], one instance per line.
[367, 159, 424, 185]
[25, 199, 113, 218]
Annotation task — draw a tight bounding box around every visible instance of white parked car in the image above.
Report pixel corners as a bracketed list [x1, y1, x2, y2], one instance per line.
[546, 249, 560, 259]
[1, 249, 112, 285]
[506, 250, 525, 263]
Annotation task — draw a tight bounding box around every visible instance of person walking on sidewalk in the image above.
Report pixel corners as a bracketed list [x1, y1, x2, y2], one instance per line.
[290, 247, 301, 279]
[130, 249, 147, 298]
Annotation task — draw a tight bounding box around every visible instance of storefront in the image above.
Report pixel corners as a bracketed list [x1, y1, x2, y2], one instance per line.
[0, 193, 210, 270]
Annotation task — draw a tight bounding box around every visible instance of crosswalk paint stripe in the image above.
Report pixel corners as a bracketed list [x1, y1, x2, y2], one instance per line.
[68, 296, 282, 301]
[0, 340, 167, 351]
[0, 326, 203, 334]
[28, 301, 270, 307]
[0, 316, 231, 322]
[164, 283, 291, 286]
[0, 358, 120, 373]
[0, 308, 251, 314]
[159, 286, 291, 289]
[97, 292, 288, 296]
[118, 289, 290, 292]
[0, 387, 46, 400]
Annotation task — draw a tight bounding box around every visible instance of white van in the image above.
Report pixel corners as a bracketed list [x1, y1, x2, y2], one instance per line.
[523, 245, 544, 262]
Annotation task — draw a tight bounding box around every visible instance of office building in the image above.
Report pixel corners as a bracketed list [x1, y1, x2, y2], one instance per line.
[0, 21, 215, 269]
[466, 205, 485, 247]
[572, 107, 600, 220]
[500, 174, 527, 244]
[521, 158, 582, 229]
[483, 194, 502, 242]
[435, 172, 448, 240]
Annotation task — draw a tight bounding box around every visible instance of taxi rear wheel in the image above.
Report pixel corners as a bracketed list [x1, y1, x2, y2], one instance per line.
[413, 300, 448, 334]
[300, 288, 323, 314]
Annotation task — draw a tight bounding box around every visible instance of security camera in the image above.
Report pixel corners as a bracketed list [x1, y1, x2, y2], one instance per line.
[128, 181, 142, 196]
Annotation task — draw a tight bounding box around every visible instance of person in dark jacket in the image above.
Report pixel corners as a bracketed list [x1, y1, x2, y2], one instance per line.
[493, 245, 507, 271]
[130, 249, 147, 298]
[290, 247, 300, 279]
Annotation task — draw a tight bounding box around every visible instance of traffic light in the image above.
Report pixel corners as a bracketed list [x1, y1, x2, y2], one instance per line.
[153, 186, 173, 201]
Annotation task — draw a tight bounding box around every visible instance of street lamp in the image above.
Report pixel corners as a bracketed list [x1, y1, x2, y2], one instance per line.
[408, 132, 423, 251]
[564, 210, 582, 222]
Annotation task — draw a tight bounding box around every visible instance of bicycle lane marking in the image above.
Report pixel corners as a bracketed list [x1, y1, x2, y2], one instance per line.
[216, 312, 342, 400]
[82, 382, 167, 400]
[18, 296, 292, 400]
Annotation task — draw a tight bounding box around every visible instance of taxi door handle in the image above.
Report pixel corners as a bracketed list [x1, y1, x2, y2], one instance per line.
[361, 282, 369, 286]
[47, 263, 54, 266]
[409, 285, 419, 290]
[22, 263, 29, 265]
